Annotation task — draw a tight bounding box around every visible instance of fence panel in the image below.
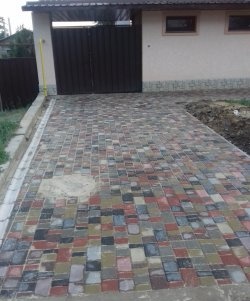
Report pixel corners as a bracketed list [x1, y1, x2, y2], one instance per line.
[0, 58, 38, 110]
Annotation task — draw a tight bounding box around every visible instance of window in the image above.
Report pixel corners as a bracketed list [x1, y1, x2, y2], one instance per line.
[162, 13, 199, 36]
[166, 16, 196, 33]
[228, 15, 250, 31]
[165, 16, 197, 33]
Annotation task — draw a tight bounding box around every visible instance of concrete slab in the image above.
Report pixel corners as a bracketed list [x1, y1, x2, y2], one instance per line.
[37, 174, 96, 199]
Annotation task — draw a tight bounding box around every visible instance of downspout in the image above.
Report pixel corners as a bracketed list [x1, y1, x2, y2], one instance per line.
[39, 38, 47, 97]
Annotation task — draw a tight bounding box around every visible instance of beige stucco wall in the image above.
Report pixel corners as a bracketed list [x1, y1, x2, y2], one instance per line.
[32, 12, 57, 95]
[142, 10, 250, 82]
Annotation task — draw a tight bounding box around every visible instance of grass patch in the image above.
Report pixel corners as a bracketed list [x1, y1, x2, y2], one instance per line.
[0, 108, 26, 123]
[0, 144, 8, 164]
[0, 108, 26, 165]
[225, 99, 250, 107]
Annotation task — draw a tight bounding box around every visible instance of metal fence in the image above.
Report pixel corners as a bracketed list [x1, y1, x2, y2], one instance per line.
[0, 58, 38, 110]
[53, 25, 142, 94]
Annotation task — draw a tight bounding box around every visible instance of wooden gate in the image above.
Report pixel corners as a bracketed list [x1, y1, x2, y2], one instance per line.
[52, 25, 142, 94]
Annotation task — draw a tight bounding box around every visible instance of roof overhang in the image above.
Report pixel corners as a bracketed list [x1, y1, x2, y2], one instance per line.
[22, 1, 250, 21]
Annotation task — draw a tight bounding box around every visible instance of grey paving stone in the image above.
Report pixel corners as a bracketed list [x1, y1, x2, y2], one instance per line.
[85, 272, 101, 284]
[154, 229, 167, 241]
[35, 278, 52, 296]
[0, 266, 8, 277]
[11, 250, 28, 265]
[113, 215, 125, 226]
[63, 218, 75, 228]
[144, 244, 160, 257]
[51, 218, 63, 228]
[68, 282, 84, 295]
[3, 278, 20, 289]
[128, 224, 140, 235]
[1, 239, 17, 251]
[0, 251, 14, 265]
[227, 266, 248, 283]
[22, 271, 38, 282]
[119, 279, 134, 291]
[166, 272, 182, 282]
[101, 268, 117, 280]
[163, 260, 178, 273]
[69, 265, 84, 282]
[87, 246, 101, 261]
[240, 237, 250, 251]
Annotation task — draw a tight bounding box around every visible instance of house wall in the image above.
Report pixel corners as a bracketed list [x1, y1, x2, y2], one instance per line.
[0, 45, 10, 58]
[0, 36, 13, 58]
[32, 12, 57, 95]
[142, 10, 250, 91]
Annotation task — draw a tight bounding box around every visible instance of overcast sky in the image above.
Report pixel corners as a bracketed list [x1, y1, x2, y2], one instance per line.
[1, 0, 33, 34]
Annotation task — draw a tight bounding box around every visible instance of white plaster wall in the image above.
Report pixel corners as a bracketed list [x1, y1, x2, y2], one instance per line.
[32, 12, 57, 95]
[142, 10, 250, 81]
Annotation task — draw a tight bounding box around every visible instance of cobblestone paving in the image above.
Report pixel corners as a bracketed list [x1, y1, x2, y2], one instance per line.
[0, 91, 250, 298]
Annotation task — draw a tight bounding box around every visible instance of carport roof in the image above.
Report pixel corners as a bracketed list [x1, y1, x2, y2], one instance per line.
[22, 0, 250, 21]
[22, 0, 250, 11]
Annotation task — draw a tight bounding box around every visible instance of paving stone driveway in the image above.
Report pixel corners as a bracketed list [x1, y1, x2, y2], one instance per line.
[0, 91, 250, 298]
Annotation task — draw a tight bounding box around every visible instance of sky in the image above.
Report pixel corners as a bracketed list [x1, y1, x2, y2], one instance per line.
[1, 1, 96, 34]
[1, 0, 33, 34]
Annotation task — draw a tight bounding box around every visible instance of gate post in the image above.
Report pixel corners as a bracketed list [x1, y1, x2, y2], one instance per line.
[32, 12, 57, 96]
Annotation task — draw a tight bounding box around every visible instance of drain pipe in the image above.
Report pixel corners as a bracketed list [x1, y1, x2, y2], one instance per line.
[39, 38, 48, 97]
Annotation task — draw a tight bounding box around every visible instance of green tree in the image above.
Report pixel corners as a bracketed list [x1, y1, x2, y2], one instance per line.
[8, 27, 35, 57]
[0, 17, 6, 39]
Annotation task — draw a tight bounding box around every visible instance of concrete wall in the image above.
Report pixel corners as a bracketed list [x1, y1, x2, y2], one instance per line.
[142, 10, 250, 91]
[32, 12, 57, 95]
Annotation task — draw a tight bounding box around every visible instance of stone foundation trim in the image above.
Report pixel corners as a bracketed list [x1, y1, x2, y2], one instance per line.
[143, 78, 250, 92]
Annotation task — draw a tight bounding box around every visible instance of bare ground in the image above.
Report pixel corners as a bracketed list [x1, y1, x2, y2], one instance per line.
[186, 100, 250, 155]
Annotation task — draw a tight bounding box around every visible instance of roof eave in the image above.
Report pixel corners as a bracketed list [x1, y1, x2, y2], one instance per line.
[22, 2, 250, 11]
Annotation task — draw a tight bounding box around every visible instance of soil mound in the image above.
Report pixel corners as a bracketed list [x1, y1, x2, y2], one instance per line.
[186, 101, 250, 155]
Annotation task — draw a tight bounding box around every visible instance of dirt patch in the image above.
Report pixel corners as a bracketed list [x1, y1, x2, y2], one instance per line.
[186, 101, 250, 155]
[38, 174, 96, 201]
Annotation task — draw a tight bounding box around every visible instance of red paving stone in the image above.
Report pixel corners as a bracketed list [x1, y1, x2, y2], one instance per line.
[101, 279, 119, 292]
